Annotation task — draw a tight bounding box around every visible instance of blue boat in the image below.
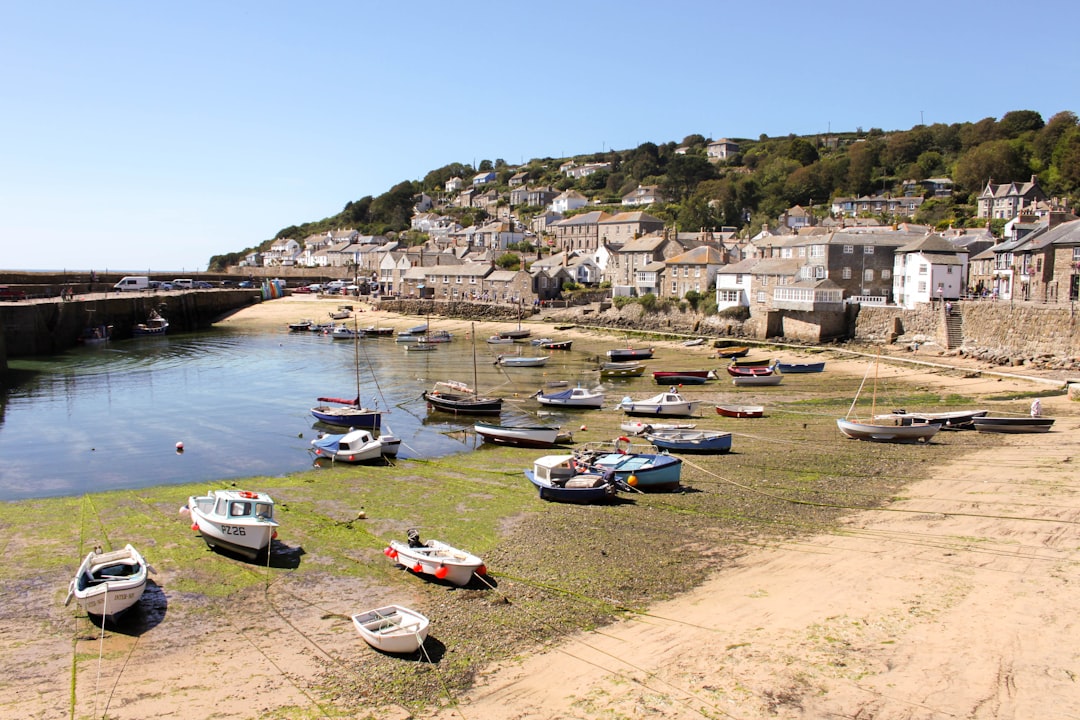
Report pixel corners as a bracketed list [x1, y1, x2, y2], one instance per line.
[775, 361, 825, 373]
[524, 454, 628, 503]
[574, 444, 684, 491]
[643, 429, 732, 455]
[310, 396, 384, 429]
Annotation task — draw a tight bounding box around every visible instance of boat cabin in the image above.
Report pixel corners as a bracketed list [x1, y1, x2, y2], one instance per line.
[211, 490, 274, 521]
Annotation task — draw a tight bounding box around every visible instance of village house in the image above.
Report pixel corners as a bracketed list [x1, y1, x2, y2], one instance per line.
[780, 205, 813, 230]
[662, 245, 725, 299]
[563, 162, 610, 179]
[422, 262, 492, 301]
[471, 220, 525, 252]
[714, 258, 759, 312]
[902, 177, 954, 198]
[606, 232, 687, 295]
[444, 176, 463, 193]
[482, 269, 534, 303]
[598, 211, 665, 246]
[621, 185, 666, 206]
[508, 171, 528, 187]
[551, 210, 612, 253]
[510, 185, 558, 208]
[550, 189, 588, 214]
[1007, 212, 1080, 302]
[706, 138, 739, 162]
[789, 228, 925, 302]
[745, 257, 802, 310]
[263, 237, 300, 266]
[977, 176, 1046, 219]
[472, 171, 496, 186]
[892, 233, 968, 309]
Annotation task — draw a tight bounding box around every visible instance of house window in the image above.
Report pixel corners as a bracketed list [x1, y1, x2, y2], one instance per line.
[694, 268, 700, 278]
[761, 275, 769, 286]
[735, 274, 744, 284]
[844, 245, 854, 254]
[864, 246, 875, 255]
[842, 267, 852, 279]
[683, 267, 689, 277]
[798, 247, 806, 257]
[756, 291, 766, 303]
[946, 266, 953, 274]
[810, 245, 824, 257]
[864, 269, 874, 282]
[815, 266, 825, 279]
[919, 264, 928, 275]
[918, 281, 927, 293]
[1073, 248, 1080, 261]
[456, 276, 462, 283]
[881, 269, 891, 280]
[719, 289, 740, 303]
[671, 282, 678, 293]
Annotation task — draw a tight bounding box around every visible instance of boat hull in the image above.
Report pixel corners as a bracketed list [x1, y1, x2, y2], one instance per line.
[186, 491, 279, 560]
[387, 539, 485, 586]
[645, 429, 732, 454]
[579, 451, 683, 491]
[67, 544, 148, 620]
[836, 418, 940, 443]
[775, 361, 825, 373]
[714, 346, 749, 358]
[716, 404, 764, 418]
[600, 363, 645, 378]
[423, 391, 503, 415]
[311, 406, 383, 429]
[524, 469, 618, 503]
[474, 423, 561, 448]
[536, 387, 605, 408]
[352, 606, 429, 654]
[972, 417, 1055, 433]
[607, 347, 654, 362]
[732, 375, 783, 386]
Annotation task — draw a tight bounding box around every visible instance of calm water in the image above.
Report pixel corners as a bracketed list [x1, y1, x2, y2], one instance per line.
[0, 327, 609, 501]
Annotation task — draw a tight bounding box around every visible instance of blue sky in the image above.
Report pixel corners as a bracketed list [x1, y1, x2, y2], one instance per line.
[2, 0, 1076, 272]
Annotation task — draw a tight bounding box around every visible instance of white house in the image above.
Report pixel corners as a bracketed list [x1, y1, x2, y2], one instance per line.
[892, 233, 968, 308]
[714, 258, 758, 311]
[551, 190, 588, 214]
[445, 176, 463, 193]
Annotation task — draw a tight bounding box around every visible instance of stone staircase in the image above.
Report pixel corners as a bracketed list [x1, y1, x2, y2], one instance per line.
[944, 307, 963, 349]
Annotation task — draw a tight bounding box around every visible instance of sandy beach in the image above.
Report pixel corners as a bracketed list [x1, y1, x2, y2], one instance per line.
[5, 294, 1078, 720]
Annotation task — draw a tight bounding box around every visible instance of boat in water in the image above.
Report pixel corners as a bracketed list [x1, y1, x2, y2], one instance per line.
[133, 309, 169, 336]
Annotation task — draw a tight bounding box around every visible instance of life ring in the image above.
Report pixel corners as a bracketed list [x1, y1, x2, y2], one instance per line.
[238, 491, 257, 499]
[614, 436, 631, 454]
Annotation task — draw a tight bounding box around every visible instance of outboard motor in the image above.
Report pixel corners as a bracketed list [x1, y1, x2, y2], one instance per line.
[407, 528, 423, 548]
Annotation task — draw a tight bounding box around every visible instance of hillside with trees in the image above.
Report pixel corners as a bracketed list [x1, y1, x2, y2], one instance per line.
[209, 110, 1080, 270]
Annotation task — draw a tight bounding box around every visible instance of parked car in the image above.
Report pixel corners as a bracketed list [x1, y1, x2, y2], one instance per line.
[238, 280, 254, 288]
[159, 282, 175, 291]
[219, 280, 237, 287]
[293, 285, 312, 294]
[0, 285, 27, 300]
[193, 281, 213, 289]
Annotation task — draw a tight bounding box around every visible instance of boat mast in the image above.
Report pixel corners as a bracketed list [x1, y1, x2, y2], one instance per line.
[471, 321, 479, 392]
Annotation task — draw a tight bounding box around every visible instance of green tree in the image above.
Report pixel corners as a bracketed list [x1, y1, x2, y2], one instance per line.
[1034, 111, 1078, 165]
[495, 253, 520, 270]
[953, 140, 1031, 192]
[1052, 128, 1080, 193]
[999, 110, 1044, 137]
[660, 154, 718, 202]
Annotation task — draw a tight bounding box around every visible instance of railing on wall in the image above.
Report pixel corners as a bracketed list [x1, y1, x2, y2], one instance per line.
[846, 295, 888, 306]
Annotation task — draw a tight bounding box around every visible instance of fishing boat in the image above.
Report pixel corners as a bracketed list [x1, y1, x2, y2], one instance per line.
[837, 360, 940, 443]
[404, 341, 438, 352]
[653, 374, 710, 385]
[288, 319, 314, 332]
[524, 454, 628, 503]
[716, 404, 765, 419]
[474, 422, 564, 448]
[727, 364, 776, 377]
[620, 420, 697, 436]
[405, 322, 428, 334]
[775, 360, 826, 373]
[599, 361, 646, 379]
[79, 324, 112, 344]
[330, 324, 361, 340]
[574, 441, 684, 491]
[538, 338, 572, 350]
[310, 427, 400, 462]
[64, 544, 148, 621]
[486, 335, 515, 344]
[361, 326, 394, 337]
[617, 391, 701, 417]
[644, 428, 732, 454]
[352, 605, 429, 654]
[496, 354, 549, 367]
[423, 324, 503, 415]
[972, 416, 1055, 433]
[873, 409, 988, 430]
[607, 347, 654, 362]
[731, 374, 784, 387]
[714, 346, 750, 359]
[385, 529, 486, 586]
[417, 329, 452, 343]
[535, 385, 605, 409]
[133, 309, 169, 336]
[183, 489, 279, 559]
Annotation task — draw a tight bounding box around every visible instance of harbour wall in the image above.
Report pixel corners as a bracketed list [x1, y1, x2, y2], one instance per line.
[0, 290, 262, 360]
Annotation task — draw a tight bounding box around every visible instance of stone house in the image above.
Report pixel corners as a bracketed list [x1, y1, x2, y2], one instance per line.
[510, 185, 558, 208]
[508, 171, 528, 187]
[780, 205, 813, 230]
[706, 138, 739, 162]
[423, 262, 492, 300]
[482, 269, 533, 303]
[746, 258, 801, 310]
[662, 245, 725, 299]
[598, 211, 665, 247]
[790, 229, 924, 302]
[472, 221, 525, 252]
[551, 210, 612, 253]
[892, 234, 968, 309]
[977, 176, 1046, 219]
[606, 233, 687, 294]
[1009, 214, 1080, 302]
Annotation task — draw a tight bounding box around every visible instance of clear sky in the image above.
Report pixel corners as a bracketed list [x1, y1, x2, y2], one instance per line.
[2, 0, 1076, 272]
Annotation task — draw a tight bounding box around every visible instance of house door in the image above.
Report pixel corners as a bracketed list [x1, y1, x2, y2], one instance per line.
[1071, 274, 1080, 301]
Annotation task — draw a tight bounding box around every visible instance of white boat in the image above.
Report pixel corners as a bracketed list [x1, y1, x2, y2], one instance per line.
[535, 385, 605, 409]
[65, 544, 148, 621]
[474, 422, 563, 448]
[486, 335, 515, 344]
[330, 324, 360, 340]
[386, 530, 486, 586]
[731, 374, 784, 386]
[837, 359, 939, 443]
[873, 409, 988, 430]
[496, 354, 550, 367]
[183, 489, 279, 559]
[352, 605, 430, 654]
[620, 420, 697, 436]
[310, 428, 400, 462]
[617, 391, 701, 417]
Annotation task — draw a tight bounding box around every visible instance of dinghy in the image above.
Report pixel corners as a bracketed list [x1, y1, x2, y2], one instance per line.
[65, 544, 148, 621]
[352, 605, 430, 654]
[385, 530, 486, 586]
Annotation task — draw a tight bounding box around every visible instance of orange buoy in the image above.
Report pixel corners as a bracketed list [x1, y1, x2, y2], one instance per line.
[434, 565, 449, 579]
[628, 474, 639, 486]
[413, 563, 423, 573]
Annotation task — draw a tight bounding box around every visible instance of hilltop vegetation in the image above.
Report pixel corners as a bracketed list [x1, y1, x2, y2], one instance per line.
[208, 109, 1080, 271]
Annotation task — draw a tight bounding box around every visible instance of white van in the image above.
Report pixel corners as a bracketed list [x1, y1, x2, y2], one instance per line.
[113, 276, 150, 292]
[172, 279, 194, 289]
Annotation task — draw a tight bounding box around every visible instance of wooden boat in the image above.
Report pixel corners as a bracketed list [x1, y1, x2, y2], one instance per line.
[386, 530, 486, 586]
[474, 422, 563, 448]
[538, 339, 572, 350]
[837, 359, 939, 443]
[535, 385, 605, 409]
[184, 489, 279, 559]
[617, 391, 701, 417]
[404, 341, 437, 352]
[607, 347, 654, 362]
[496, 354, 549, 367]
[311, 397, 384, 429]
[644, 428, 732, 454]
[406, 323, 428, 334]
[730, 356, 773, 367]
[64, 544, 148, 621]
[524, 454, 627, 503]
[653, 374, 710, 385]
[352, 605, 429, 654]
[362, 326, 393, 337]
[775, 361, 826, 374]
[972, 416, 1055, 433]
[310, 427, 400, 462]
[574, 441, 684, 491]
[732, 374, 784, 387]
[288, 319, 314, 332]
[620, 420, 696, 436]
[727, 364, 775, 377]
[682, 338, 706, 347]
[873, 409, 988, 430]
[554, 324, 576, 330]
[716, 404, 764, 419]
[424, 381, 502, 415]
[599, 361, 646, 379]
[499, 310, 530, 339]
[714, 346, 749, 359]
[133, 309, 169, 336]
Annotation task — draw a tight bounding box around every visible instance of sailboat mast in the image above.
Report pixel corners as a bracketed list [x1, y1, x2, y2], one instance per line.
[471, 322, 479, 392]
